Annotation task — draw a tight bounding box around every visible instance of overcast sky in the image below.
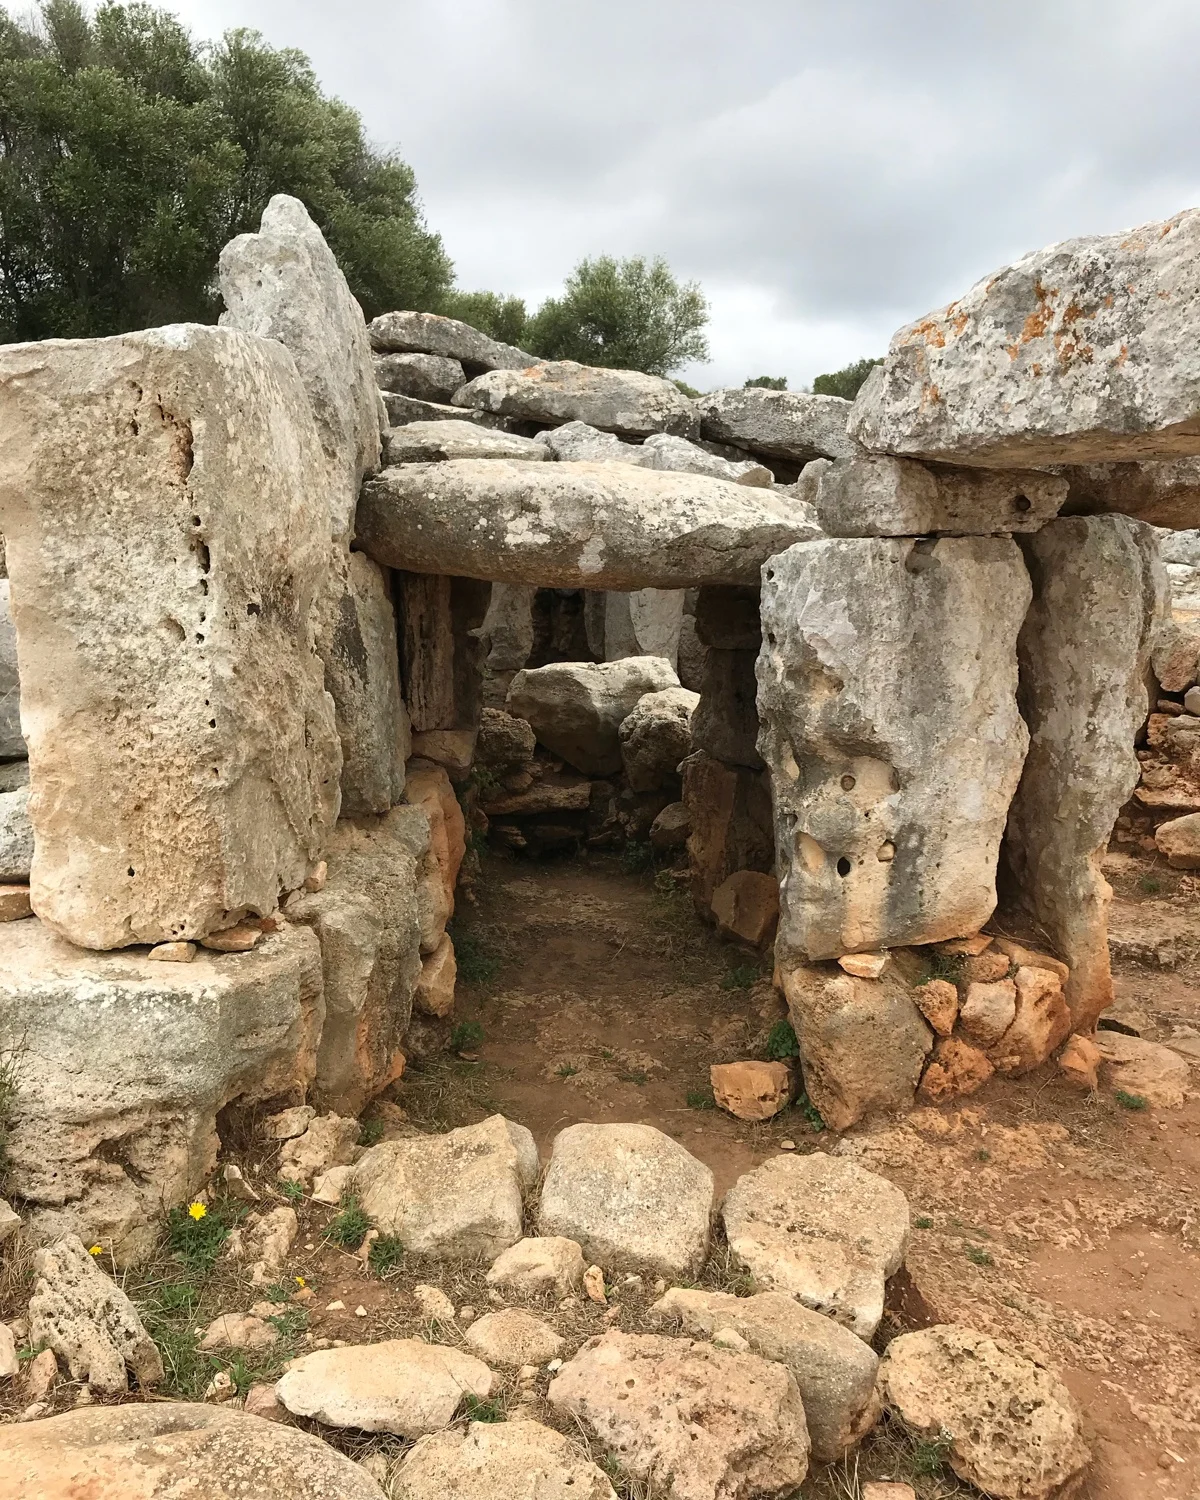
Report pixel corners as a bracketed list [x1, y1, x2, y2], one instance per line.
[167, 0, 1200, 389]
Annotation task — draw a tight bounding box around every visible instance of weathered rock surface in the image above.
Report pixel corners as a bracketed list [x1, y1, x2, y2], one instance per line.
[320, 552, 409, 815]
[691, 648, 763, 770]
[351, 1115, 538, 1258]
[879, 1325, 1090, 1499]
[370, 309, 536, 372]
[1061, 456, 1200, 530]
[288, 805, 428, 1112]
[486, 1235, 586, 1298]
[0, 1404, 388, 1500]
[404, 763, 466, 927]
[722, 1153, 909, 1340]
[539, 1122, 714, 1278]
[0, 582, 23, 759]
[711, 870, 780, 948]
[27, 1236, 164, 1395]
[382, 390, 520, 429]
[710, 1060, 792, 1121]
[1094, 1031, 1190, 1106]
[278, 1113, 359, 1184]
[374, 352, 465, 404]
[696, 387, 859, 461]
[650, 1287, 880, 1462]
[0, 785, 31, 880]
[465, 1307, 564, 1367]
[605, 588, 688, 667]
[384, 418, 548, 465]
[640, 431, 774, 486]
[918, 1037, 996, 1103]
[682, 753, 775, 914]
[358, 460, 814, 590]
[536, 419, 642, 464]
[219, 194, 381, 544]
[815, 455, 1067, 536]
[454, 360, 697, 438]
[759, 536, 1031, 960]
[1002, 516, 1167, 1027]
[911, 977, 959, 1035]
[508, 657, 679, 776]
[780, 963, 932, 1130]
[276, 1338, 493, 1436]
[0, 1319, 15, 1377]
[548, 1329, 810, 1500]
[394, 1419, 618, 1500]
[851, 208, 1200, 468]
[959, 978, 1017, 1047]
[476, 707, 536, 773]
[650, 800, 692, 850]
[199, 1313, 278, 1352]
[990, 966, 1072, 1075]
[618, 686, 698, 790]
[0, 921, 322, 1261]
[413, 931, 456, 1018]
[0, 324, 339, 949]
[1154, 810, 1200, 867]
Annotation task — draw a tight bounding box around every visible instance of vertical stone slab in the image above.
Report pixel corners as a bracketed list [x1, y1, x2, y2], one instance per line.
[758, 536, 1031, 962]
[603, 589, 685, 665]
[480, 583, 537, 709]
[1002, 515, 1168, 1028]
[398, 573, 456, 731]
[0, 325, 340, 949]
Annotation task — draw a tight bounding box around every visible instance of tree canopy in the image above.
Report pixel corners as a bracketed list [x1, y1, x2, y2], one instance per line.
[0, 0, 452, 341]
[744, 375, 787, 390]
[812, 356, 881, 400]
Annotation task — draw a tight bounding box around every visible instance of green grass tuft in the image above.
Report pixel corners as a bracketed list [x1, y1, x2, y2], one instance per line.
[797, 1090, 825, 1132]
[620, 841, 656, 874]
[720, 964, 759, 991]
[368, 1233, 406, 1277]
[686, 1088, 716, 1110]
[450, 1019, 485, 1053]
[765, 1020, 799, 1061]
[327, 1195, 373, 1250]
[461, 1394, 506, 1423]
[165, 1201, 245, 1273]
[965, 1245, 994, 1267]
[452, 929, 500, 985]
[913, 1215, 934, 1230]
[1115, 1088, 1149, 1111]
[358, 1117, 385, 1147]
[277, 1177, 305, 1204]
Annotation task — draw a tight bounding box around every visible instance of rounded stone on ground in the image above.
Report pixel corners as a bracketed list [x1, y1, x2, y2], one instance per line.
[710, 1060, 794, 1121]
[392, 1418, 618, 1500]
[1093, 1031, 1190, 1106]
[486, 1235, 586, 1298]
[146, 941, 196, 962]
[413, 1285, 455, 1322]
[465, 1307, 564, 1368]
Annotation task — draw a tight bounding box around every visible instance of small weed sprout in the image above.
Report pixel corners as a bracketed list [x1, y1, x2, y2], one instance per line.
[1115, 1089, 1149, 1111]
[368, 1233, 406, 1277]
[797, 1090, 825, 1132]
[910, 1429, 955, 1475]
[358, 1117, 385, 1147]
[620, 841, 655, 874]
[556, 1062, 580, 1078]
[277, 1177, 305, 1204]
[0, 1030, 26, 1189]
[452, 930, 500, 985]
[450, 1019, 485, 1053]
[686, 1088, 715, 1110]
[765, 1020, 799, 1061]
[720, 965, 759, 991]
[328, 1195, 372, 1250]
[965, 1245, 994, 1267]
[913, 1214, 934, 1230]
[1137, 874, 1162, 895]
[461, 1393, 506, 1423]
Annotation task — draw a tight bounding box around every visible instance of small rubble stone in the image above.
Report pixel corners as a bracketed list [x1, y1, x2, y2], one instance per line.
[548, 1329, 810, 1500]
[279, 1115, 360, 1184]
[618, 686, 698, 791]
[837, 952, 888, 980]
[879, 1324, 1089, 1499]
[711, 870, 780, 948]
[312, 1165, 354, 1205]
[393, 1418, 618, 1500]
[911, 978, 958, 1036]
[650, 1287, 881, 1462]
[0, 786, 32, 881]
[0, 1197, 19, 1244]
[27, 1236, 164, 1396]
[710, 1061, 793, 1121]
[199, 1314, 278, 1353]
[989, 937, 1069, 982]
[23, 1348, 59, 1401]
[200, 925, 264, 954]
[958, 980, 1017, 1048]
[1058, 1033, 1102, 1090]
[227, 1207, 298, 1283]
[0, 885, 31, 921]
[487, 1237, 586, 1298]
[990, 966, 1071, 1075]
[0, 1320, 18, 1379]
[264, 1105, 315, 1141]
[918, 1038, 996, 1103]
[219, 1164, 259, 1202]
[722, 1154, 909, 1340]
[539, 1122, 714, 1279]
[276, 1338, 493, 1436]
[961, 949, 1012, 983]
[583, 1265, 608, 1304]
[1094, 1032, 1190, 1106]
[650, 800, 691, 849]
[863, 1486, 917, 1500]
[244, 1383, 287, 1422]
[413, 1285, 456, 1322]
[465, 1308, 564, 1368]
[146, 941, 196, 963]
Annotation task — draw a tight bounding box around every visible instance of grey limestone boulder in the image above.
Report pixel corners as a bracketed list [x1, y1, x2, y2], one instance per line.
[618, 686, 698, 791]
[696, 387, 860, 461]
[0, 580, 23, 760]
[508, 657, 680, 776]
[369, 309, 537, 372]
[394, 1419, 617, 1500]
[758, 536, 1031, 961]
[640, 430, 774, 486]
[0, 784, 32, 880]
[385, 419, 548, 464]
[358, 460, 816, 590]
[851, 206, 1200, 467]
[374, 351, 465, 403]
[537, 419, 641, 463]
[816, 454, 1067, 536]
[454, 360, 698, 438]
[382, 390, 520, 430]
[538, 1122, 714, 1278]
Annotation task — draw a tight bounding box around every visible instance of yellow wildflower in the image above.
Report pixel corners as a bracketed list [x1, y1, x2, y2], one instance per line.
[88, 1245, 103, 1256]
[188, 1202, 207, 1221]
[295, 1276, 306, 1288]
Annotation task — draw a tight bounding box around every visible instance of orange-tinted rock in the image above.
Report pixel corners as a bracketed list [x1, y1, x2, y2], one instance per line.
[414, 933, 456, 1019]
[911, 979, 958, 1037]
[837, 952, 889, 980]
[990, 937, 1069, 983]
[712, 871, 780, 948]
[961, 950, 1011, 984]
[958, 980, 1016, 1047]
[405, 763, 466, 912]
[711, 1060, 794, 1121]
[1057, 1033, 1101, 1090]
[918, 1038, 995, 1103]
[934, 935, 992, 957]
[989, 967, 1071, 1075]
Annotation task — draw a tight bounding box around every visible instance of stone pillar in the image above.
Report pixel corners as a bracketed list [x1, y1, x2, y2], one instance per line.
[1001, 515, 1168, 1029]
[479, 583, 537, 706]
[758, 536, 1032, 963]
[398, 573, 456, 731]
[602, 589, 685, 666]
[0, 325, 340, 950]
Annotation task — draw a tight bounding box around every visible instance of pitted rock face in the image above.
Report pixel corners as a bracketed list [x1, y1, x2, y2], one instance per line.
[369, 309, 537, 372]
[850, 207, 1200, 468]
[453, 360, 698, 438]
[395, 1420, 618, 1500]
[758, 536, 1031, 962]
[508, 657, 680, 777]
[815, 455, 1067, 537]
[695, 387, 860, 461]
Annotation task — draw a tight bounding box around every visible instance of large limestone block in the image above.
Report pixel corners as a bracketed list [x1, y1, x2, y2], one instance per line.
[320, 552, 409, 815]
[374, 351, 465, 403]
[816, 455, 1067, 536]
[0, 1404, 388, 1500]
[627, 588, 687, 664]
[1061, 456, 1200, 530]
[276, 1338, 493, 1436]
[382, 390, 521, 429]
[758, 536, 1031, 960]
[0, 919, 323, 1262]
[350, 1115, 538, 1259]
[547, 1330, 810, 1500]
[851, 207, 1200, 467]
[538, 1122, 714, 1278]
[384, 419, 548, 464]
[357, 460, 813, 590]
[538, 419, 644, 464]
[0, 784, 32, 880]
[287, 805, 428, 1113]
[0, 581, 24, 758]
[691, 649, 763, 770]
[695, 387, 859, 461]
[682, 753, 775, 913]
[781, 962, 932, 1131]
[722, 1153, 910, 1341]
[879, 1325, 1090, 1499]
[618, 686, 698, 791]
[219, 194, 382, 542]
[1002, 516, 1167, 1027]
[28, 1235, 164, 1395]
[508, 657, 679, 775]
[0, 324, 340, 949]
[650, 1287, 880, 1462]
[640, 431, 774, 486]
[404, 763, 466, 916]
[370, 309, 537, 372]
[394, 1420, 618, 1500]
[454, 360, 697, 438]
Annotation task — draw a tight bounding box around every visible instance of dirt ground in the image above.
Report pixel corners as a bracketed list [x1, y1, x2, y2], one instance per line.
[3, 842, 1198, 1499]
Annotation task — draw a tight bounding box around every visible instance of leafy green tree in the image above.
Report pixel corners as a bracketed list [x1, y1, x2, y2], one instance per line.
[0, 1, 451, 342]
[439, 289, 528, 347]
[812, 356, 882, 400]
[744, 375, 787, 390]
[525, 254, 709, 377]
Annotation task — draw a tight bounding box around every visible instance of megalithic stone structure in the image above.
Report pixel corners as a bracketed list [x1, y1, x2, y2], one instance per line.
[0, 324, 341, 949]
[758, 535, 1032, 962]
[1001, 515, 1169, 1029]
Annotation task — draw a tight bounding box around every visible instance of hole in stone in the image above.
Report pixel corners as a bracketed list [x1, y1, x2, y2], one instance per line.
[836, 856, 852, 877]
[127, 866, 135, 877]
[247, 602, 261, 616]
[159, 616, 185, 644]
[841, 774, 856, 791]
[1013, 494, 1032, 512]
